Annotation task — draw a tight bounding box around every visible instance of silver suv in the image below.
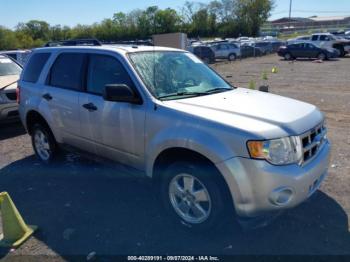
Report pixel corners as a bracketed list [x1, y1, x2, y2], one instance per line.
[18, 45, 330, 231]
[209, 43, 241, 61]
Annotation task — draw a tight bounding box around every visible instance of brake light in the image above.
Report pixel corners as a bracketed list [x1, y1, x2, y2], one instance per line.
[16, 85, 20, 104]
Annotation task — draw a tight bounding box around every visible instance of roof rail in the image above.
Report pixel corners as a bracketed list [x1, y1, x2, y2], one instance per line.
[44, 38, 102, 47]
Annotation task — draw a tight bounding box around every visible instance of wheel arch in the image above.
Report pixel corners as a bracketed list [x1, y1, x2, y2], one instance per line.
[26, 110, 54, 138]
[152, 147, 235, 212]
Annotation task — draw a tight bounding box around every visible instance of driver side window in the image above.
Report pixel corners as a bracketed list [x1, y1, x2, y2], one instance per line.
[87, 54, 134, 95]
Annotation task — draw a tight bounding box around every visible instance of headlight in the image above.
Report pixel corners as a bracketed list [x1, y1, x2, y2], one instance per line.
[247, 136, 303, 165]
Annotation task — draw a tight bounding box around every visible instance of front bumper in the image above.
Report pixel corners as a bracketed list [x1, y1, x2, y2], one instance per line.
[216, 141, 331, 217]
[0, 102, 19, 122]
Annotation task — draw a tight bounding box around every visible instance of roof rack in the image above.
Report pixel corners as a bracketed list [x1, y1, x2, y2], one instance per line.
[44, 38, 102, 47]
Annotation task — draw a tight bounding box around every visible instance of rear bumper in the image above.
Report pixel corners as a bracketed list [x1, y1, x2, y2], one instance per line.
[0, 103, 19, 122]
[216, 141, 331, 218]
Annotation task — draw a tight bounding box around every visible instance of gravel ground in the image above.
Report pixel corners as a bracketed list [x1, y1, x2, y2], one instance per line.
[0, 55, 349, 260]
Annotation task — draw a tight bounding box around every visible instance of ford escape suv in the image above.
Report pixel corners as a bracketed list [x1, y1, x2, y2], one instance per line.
[18, 45, 330, 230]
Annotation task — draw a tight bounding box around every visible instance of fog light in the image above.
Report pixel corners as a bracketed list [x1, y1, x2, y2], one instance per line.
[269, 187, 294, 206]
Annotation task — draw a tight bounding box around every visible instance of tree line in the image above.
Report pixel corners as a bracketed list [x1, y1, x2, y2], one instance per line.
[0, 0, 274, 50]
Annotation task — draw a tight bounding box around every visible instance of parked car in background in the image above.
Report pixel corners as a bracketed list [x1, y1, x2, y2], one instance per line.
[287, 35, 311, 45]
[310, 33, 350, 57]
[0, 55, 22, 122]
[0, 50, 31, 66]
[254, 42, 273, 54]
[209, 42, 241, 61]
[189, 45, 215, 64]
[278, 42, 339, 60]
[240, 45, 263, 58]
[270, 40, 285, 52]
[19, 44, 330, 231]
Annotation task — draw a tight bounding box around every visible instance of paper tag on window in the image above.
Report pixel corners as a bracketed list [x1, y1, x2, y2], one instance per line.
[185, 53, 203, 64]
[0, 58, 12, 64]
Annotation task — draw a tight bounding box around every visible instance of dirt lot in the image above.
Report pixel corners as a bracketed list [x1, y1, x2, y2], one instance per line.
[0, 55, 350, 260]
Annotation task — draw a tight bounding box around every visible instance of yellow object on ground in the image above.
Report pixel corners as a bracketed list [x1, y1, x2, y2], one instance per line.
[0, 192, 37, 248]
[272, 66, 278, 73]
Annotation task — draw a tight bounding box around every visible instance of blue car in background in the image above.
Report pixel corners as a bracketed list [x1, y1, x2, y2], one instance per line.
[278, 42, 339, 61]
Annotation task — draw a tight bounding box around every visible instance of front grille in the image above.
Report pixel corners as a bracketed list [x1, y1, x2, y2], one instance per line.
[5, 92, 17, 101]
[301, 122, 327, 164]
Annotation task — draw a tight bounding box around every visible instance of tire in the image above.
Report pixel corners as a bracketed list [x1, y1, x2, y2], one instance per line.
[31, 123, 58, 164]
[160, 161, 232, 232]
[337, 47, 345, 57]
[317, 52, 326, 61]
[228, 53, 236, 61]
[202, 57, 210, 64]
[284, 53, 292, 60]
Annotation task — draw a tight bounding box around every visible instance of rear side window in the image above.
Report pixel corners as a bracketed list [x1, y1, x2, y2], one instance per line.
[311, 35, 318, 41]
[87, 55, 134, 95]
[49, 53, 85, 90]
[320, 35, 330, 41]
[22, 53, 50, 83]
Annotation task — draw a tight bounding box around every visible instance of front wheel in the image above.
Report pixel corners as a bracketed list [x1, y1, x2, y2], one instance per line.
[31, 123, 57, 164]
[160, 161, 232, 231]
[284, 53, 293, 60]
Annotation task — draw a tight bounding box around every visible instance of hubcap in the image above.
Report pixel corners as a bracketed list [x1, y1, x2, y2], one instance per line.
[169, 174, 211, 224]
[285, 54, 291, 60]
[34, 130, 51, 161]
[319, 54, 325, 60]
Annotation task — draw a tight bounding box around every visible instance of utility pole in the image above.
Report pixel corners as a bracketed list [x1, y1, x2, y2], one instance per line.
[289, 0, 293, 22]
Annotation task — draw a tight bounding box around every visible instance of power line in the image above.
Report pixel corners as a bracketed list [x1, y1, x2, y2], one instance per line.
[272, 10, 350, 15]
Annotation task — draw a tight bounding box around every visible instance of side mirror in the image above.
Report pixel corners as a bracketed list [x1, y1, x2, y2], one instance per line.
[103, 84, 142, 104]
[259, 85, 269, 93]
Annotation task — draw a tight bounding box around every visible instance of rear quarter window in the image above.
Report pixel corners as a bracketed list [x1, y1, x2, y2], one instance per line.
[23, 53, 51, 83]
[49, 53, 85, 91]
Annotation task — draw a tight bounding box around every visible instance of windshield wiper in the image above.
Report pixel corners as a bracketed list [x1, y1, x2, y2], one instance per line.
[158, 91, 208, 100]
[205, 87, 233, 94]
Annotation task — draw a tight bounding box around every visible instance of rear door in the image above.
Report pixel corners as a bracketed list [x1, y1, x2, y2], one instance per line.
[78, 53, 145, 168]
[306, 43, 319, 58]
[44, 52, 86, 146]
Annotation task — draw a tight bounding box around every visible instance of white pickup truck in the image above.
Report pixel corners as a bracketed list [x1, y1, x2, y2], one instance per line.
[310, 33, 350, 57]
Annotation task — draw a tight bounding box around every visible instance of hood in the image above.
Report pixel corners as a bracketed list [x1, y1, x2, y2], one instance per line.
[0, 75, 19, 91]
[163, 88, 323, 139]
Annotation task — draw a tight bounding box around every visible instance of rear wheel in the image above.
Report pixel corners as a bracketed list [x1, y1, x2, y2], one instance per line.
[228, 53, 236, 61]
[336, 46, 345, 57]
[317, 52, 326, 61]
[202, 57, 210, 64]
[284, 53, 292, 60]
[160, 161, 232, 231]
[31, 123, 57, 164]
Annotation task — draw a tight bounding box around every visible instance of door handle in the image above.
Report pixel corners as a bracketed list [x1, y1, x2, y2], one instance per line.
[42, 93, 53, 101]
[83, 103, 98, 112]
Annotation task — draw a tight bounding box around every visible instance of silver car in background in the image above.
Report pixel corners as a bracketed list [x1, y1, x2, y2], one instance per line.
[209, 42, 241, 61]
[0, 55, 21, 122]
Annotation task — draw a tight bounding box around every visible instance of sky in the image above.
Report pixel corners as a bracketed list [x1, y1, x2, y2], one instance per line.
[1, 0, 350, 29]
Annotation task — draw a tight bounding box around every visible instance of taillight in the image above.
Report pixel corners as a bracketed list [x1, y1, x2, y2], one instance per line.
[16, 85, 20, 104]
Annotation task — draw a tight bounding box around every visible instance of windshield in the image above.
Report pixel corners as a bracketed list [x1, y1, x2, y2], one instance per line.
[0, 56, 22, 76]
[128, 51, 232, 100]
